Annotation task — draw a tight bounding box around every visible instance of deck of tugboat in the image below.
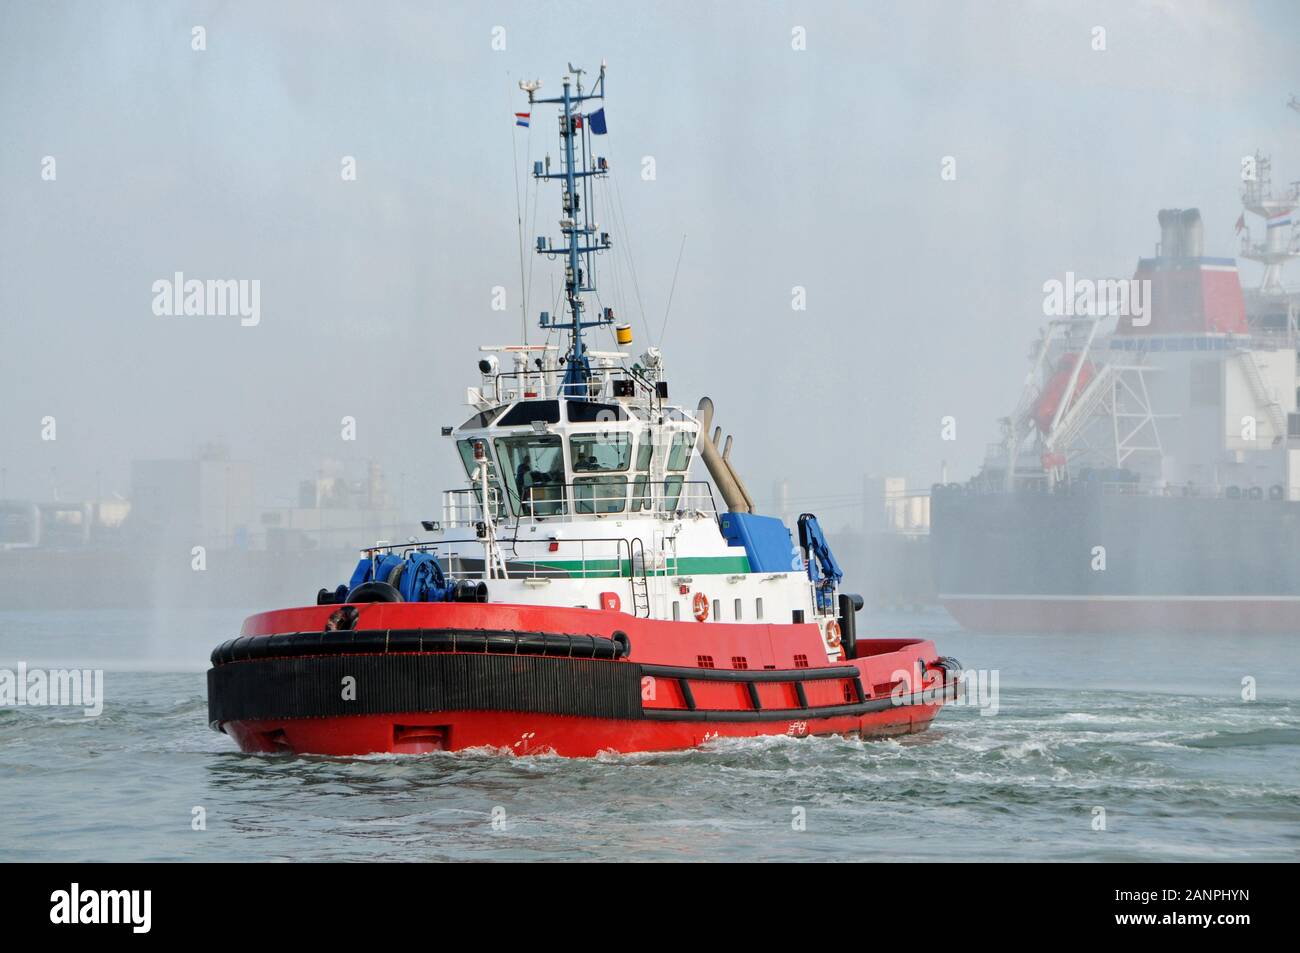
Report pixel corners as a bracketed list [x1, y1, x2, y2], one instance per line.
[364, 506, 818, 625]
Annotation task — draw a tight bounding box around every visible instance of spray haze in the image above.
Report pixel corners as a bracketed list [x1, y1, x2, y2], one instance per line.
[0, 1, 1296, 605]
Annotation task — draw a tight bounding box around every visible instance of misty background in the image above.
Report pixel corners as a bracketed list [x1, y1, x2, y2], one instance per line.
[3, 5, 1300, 866]
[2, 0, 1298, 537]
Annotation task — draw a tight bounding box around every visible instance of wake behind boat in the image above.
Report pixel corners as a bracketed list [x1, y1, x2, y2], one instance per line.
[206, 63, 959, 757]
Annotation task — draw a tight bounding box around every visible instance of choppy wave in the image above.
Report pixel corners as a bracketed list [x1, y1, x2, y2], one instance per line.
[1, 676, 1297, 862]
[1, 613, 1298, 861]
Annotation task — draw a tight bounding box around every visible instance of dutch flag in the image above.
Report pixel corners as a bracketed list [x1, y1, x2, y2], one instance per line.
[1267, 210, 1292, 229]
[515, 112, 530, 128]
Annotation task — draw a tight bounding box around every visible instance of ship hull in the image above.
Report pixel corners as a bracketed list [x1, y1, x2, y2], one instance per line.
[932, 485, 1300, 633]
[941, 594, 1300, 633]
[222, 706, 943, 758]
[207, 602, 955, 757]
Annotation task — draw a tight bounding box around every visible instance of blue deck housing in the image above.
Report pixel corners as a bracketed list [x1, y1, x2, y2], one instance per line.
[718, 512, 803, 573]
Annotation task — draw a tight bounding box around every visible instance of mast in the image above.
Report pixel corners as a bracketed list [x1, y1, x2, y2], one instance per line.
[523, 63, 615, 398]
[1239, 152, 1300, 300]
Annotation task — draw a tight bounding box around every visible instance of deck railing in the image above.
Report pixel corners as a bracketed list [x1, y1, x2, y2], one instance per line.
[439, 479, 716, 528]
[481, 365, 654, 404]
[359, 532, 676, 584]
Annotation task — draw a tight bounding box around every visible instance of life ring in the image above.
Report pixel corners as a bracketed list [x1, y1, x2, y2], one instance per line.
[692, 591, 709, 622]
[824, 619, 842, 648]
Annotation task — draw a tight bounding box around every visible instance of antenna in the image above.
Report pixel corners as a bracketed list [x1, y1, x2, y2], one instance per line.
[659, 234, 687, 344]
[528, 63, 613, 398]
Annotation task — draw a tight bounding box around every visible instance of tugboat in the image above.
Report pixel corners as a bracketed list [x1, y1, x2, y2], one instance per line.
[207, 64, 960, 756]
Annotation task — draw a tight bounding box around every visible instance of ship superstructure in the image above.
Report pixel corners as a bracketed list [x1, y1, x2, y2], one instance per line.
[380, 63, 837, 642]
[933, 115, 1300, 633]
[986, 206, 1296, 495]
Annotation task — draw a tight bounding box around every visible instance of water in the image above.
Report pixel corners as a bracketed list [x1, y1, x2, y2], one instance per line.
[1, 608, 1297, 861]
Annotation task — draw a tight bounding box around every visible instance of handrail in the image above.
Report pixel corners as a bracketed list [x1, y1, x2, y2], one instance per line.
[359, 532, 674, 582]
[480, 365, 657, 404]
[440, 479, 717, 526]
[515, 479, 717, 518]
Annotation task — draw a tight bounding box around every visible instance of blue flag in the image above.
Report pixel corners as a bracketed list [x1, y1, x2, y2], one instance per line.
[588, 108, 607, 135]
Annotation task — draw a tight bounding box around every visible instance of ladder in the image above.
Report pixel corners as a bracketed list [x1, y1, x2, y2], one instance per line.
[1236, 350, 1287, 439]
[628, 537, 651, 618]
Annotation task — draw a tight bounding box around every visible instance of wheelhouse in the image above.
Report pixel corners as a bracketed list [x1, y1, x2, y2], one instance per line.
[447, 396, 710, 525]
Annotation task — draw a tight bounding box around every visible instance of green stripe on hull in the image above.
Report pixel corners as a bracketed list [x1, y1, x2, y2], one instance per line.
[674, 556, 751, 575]
[520, 555, 752, 579]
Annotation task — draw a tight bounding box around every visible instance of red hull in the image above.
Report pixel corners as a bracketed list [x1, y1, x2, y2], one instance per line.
[225, 705, 945, 758]
[209, 602, 956, 757]
[942, 594, 1300, 633]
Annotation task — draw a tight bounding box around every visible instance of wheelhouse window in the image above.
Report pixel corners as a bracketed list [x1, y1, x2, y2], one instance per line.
[574, 475, 628, 514]
[666, 432, 695, 471]
[570, 433, 632, 472]
[567, 401, 628, 423]
[630, 436, 654, 512]
[496, 399, 560, 427]
[570, 433, 630, 513]
[662, 475, 685, 511]
[456, 439, 505, 518]
[460, 406, 506, 430]
[630, 473, 651, 512]
[494, 434, 567, 517]
[635, 436, 654, 471]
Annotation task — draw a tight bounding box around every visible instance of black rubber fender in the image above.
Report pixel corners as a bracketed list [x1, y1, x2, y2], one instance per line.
[209, 627, 627, 666]
[345, 580, 403, 603]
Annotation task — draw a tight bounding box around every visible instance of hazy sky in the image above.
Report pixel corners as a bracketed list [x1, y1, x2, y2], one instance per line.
[3, 0, 1298, 528]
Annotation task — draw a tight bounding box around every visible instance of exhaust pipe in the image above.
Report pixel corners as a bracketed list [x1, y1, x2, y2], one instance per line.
[695, 398, 753, 513]
[717, 430, 755, 511]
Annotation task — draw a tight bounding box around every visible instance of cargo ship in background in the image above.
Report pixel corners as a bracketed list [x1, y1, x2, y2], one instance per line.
[933, 135, 1300, 633]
